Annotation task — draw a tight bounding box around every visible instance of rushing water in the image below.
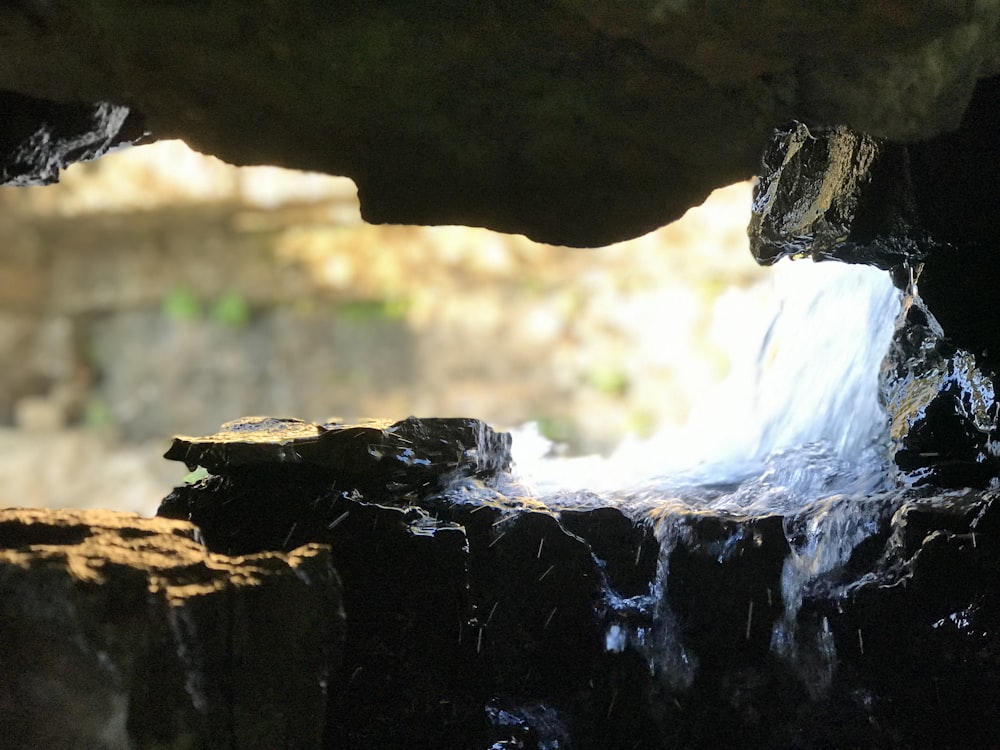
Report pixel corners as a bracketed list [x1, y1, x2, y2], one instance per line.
[511, 257, 902, 512]
[500, 258, 905, 698]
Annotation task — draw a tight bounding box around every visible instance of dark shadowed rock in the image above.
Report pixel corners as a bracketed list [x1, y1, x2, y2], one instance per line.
[1, 4, 998, 243]
[0, 90, 144, 186]
[906, 75, 1000, 374]
[801, 491, 1000, 749]
[158, 417, 1000, 748]
[0, 508, 343, 750]
[750, 76, 1000, 489]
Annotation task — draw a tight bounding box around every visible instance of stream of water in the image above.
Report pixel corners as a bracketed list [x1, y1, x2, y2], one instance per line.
[504, 257, 905, 696]
[511, 257, 902, 512]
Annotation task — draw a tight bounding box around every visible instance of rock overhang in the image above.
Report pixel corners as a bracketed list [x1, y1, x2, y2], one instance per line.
[1, 1, 999, 246]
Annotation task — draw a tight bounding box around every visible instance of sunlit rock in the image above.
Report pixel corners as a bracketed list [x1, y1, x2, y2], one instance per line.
[0, 508, 342, 750]
[748, 122, 929, 270]
[882, 296, 1000, 488]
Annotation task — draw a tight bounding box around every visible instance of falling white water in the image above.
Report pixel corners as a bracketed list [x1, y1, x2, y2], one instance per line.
[505, 256, 904, 697]
[511, 258, 902, 510]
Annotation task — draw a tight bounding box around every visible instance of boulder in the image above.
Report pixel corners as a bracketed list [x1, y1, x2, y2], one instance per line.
[881, 295, 1000, 488]
[0, 508, 343, 750]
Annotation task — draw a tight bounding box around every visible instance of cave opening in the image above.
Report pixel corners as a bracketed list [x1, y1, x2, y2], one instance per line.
[2, 13, 1000, 746]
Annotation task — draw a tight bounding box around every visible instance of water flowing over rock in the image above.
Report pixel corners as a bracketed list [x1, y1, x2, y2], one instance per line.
[157, 417, 1000, 749]
[0, 508, 343, 750]
[749, 76, 1000, 489]
[2, 6, 1000, 746]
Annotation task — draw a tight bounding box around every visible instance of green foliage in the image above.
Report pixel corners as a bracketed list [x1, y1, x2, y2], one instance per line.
[83, 398, 112, 431]
[183, 466, 211, 484]
[163, 288, 252, 327]
[210, 291, 251, 327]
[337, 298, 409, 322]
[627, 409, 657, 438]
[536, 416, 574, 446]
[586, 365, 630, 397]
[162, 287, 202, 321]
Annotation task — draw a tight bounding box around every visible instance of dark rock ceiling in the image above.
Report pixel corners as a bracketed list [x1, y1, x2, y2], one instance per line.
[1, 1, 998, 246]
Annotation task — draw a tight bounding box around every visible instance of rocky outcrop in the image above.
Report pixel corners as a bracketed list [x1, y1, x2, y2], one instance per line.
[2, 3, 999, 244]
[0, 90, 144, 186]
[158, 417, 1000, 749]
[4, 418, 996, 748]
[164, 415, 512, 490]
[0, 508, 343, 750]
[749, 76, 1000, 488]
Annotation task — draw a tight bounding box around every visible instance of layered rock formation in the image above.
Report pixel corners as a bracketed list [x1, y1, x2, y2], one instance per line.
[2, 2, 999, 245]
[0, 508, 343, 750]
[157, 417, 1000, 749]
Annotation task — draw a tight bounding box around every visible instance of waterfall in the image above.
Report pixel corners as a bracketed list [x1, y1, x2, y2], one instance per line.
[512, 257, 902, 510]
[503, 257, 905, 698]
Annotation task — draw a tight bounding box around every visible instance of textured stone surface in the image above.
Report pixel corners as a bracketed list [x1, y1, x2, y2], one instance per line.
[0, 508, 343, 750]
[0, 90, 144, 186]
[167, 415, 510, 475]
[164, 415, 512, 505]
[158, 418, 1000, 748]
[881, 296, 1000, 488]
[749, 76, 1000, 488]
[1, 3, 999, 244]
[162, 469, 663, 747]
[748, 123, 927, 270]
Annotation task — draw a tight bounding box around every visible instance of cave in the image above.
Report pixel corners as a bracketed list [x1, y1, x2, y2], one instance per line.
[2, 4, 1000, 749]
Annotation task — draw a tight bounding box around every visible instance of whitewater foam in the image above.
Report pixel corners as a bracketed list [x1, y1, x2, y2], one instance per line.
[511, 258, 901, 510]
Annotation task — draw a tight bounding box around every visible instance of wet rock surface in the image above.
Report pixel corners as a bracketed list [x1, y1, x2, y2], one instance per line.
[0, 90, 144, 186]
[166, 414, 511, 485]
[750, 75, 1000, 489]
[881, 296, 1000, 488]
[748, 122, 927, 270]
[159, 417, 1000, 749]
[0, 508, 343, 750]
[2, 4, 999, 244]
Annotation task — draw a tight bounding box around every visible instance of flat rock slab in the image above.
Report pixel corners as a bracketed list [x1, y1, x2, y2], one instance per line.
[164, 415, 512, 504]
[0, 508, 343, 750]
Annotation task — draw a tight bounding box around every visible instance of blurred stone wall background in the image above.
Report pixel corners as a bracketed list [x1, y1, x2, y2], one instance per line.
[0, 141, 765, 513]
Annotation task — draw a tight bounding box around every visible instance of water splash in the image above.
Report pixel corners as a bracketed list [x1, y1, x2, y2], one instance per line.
[506, 258, 903, 695]
[513, 258, 901, 509]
